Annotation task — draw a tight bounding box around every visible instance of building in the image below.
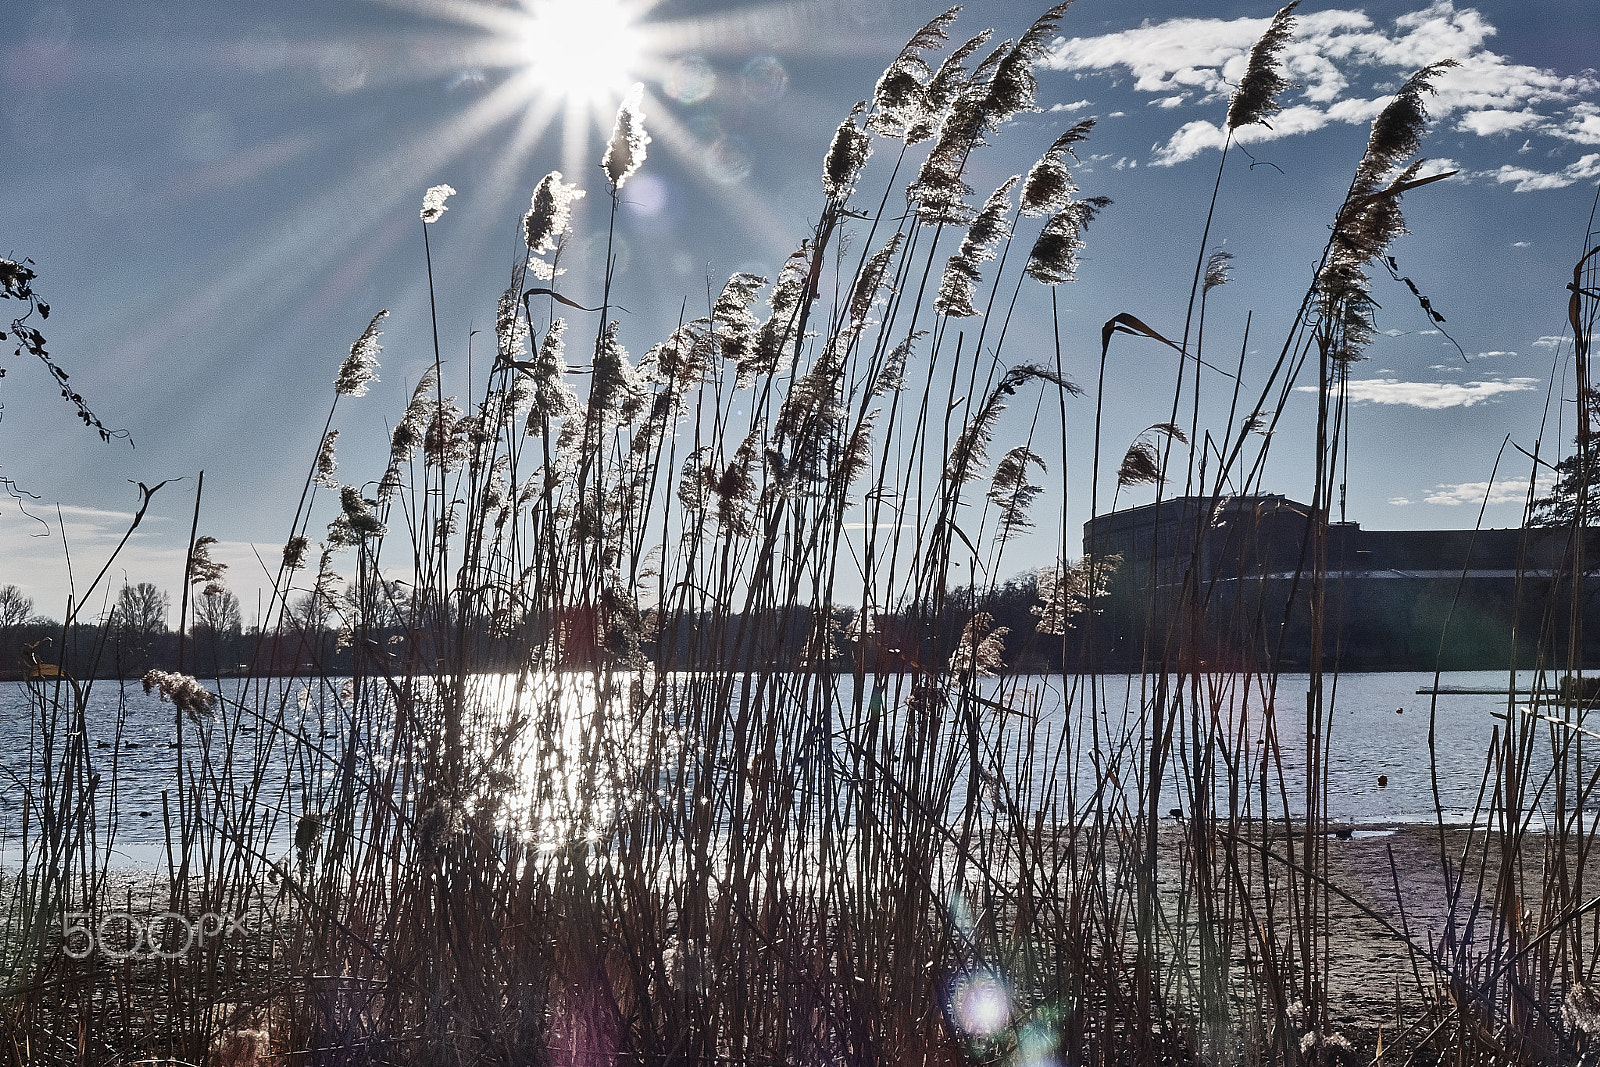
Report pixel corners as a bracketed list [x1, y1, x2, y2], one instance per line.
[1082, 495, 1600, 670]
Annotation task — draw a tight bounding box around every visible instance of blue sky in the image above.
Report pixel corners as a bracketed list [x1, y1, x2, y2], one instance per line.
[2, 0, 1598, 621]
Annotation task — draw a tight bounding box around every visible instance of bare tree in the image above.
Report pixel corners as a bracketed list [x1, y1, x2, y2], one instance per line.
[0, 584, 35, 628]
[192, 588, 242, 638]
[113, 581, 170, 673]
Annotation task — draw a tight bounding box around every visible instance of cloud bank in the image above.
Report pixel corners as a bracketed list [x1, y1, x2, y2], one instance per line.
[1046, 1, 1600, 176]
[1294, 376, 1538, 408]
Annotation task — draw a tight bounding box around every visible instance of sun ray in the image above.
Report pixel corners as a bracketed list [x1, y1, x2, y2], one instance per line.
[103, 70, 551, 375]
[642, 98, 802, 261]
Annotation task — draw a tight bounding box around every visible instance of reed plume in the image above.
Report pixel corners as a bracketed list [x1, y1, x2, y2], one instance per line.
[329, 484, 385, 546]
[1024, 195, 1110, 286]
[988, 445, 1046, 544]
[1203, 248, 1233, 293]
[936, 175, 1020, 317]
[711, 271, 766, 370]
[948, 611, 1008, 675]
[868, 6, 959, 138]
[850, 233, 903, 328]
[524, 170, 585, 279]
[743, 245, 810, 385]
[1321, 61, 1456, 362]
[424, 396, 469, 471]
[602, 84, 650, 192]
[946, 362, 1077, 487]
[1031, 553, 1118, 634]
[333, 309, 386, 396]
[313, 429, 339, 489]
[822, 102, 872, 203]
[139, 668, 216, 720]
[381, 366, 439, 497]
[526, 318, 579, 429]
[1226, 3, 1299, 132]
[419, 183, 456, 223]
[1117, 422, 1186, 487]
[188, 534, 228, 598]
[1022, 119, 1094, 216]
[281, 533, 309, 570]
[983, 1, 1072, 128]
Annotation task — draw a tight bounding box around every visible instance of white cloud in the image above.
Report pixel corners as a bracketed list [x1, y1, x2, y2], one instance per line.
[1456, 109, 1542, 136]
[1049, 1, 1600, 168]
[1424, 480, 1544, 506]
[1474, 350, 1516, 358]
[1048, 99, 1093, 113]
[1512, 240, 1532, 247]
[1533, 335, 1565, 348]
[1554, 102, 1600, 145]
[1295, 376, 1539, 408]
[1388, 497, 1413, 506]
[1487, 153, 1600, 191]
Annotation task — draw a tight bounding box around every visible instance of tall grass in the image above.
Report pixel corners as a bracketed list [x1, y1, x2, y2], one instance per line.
[6, 5, 1600, 1065]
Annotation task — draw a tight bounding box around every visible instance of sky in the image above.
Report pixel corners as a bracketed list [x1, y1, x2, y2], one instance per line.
[2, 0, 1599, 624]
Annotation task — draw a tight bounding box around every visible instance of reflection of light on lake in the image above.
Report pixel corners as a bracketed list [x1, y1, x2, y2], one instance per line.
[459, 671, 667, 853]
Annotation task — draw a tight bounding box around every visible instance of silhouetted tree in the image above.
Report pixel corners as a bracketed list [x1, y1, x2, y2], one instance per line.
[0, 584, 35, 628]
[1529, 446, 1600, 528]
[112, 581, 170, 674]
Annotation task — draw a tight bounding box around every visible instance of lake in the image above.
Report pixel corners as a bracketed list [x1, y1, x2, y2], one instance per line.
[0, 669, 1575, 869]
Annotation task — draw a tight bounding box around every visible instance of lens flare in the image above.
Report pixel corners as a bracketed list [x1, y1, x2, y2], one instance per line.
[950, 967, 1011, 1038]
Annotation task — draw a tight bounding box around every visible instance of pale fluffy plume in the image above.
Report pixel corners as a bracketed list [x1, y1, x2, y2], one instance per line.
[822, 102, 873, 202]
[495, 284, 530, 366]
[946, 363, 1079, 487]
[524, 171, 584, 279]
[588, 320, 644, 431]
[381, 367, 438, 498]
[743, 245, 811, 386]
[1032, 554, 1119, 634]
[850, 233, 904, 329]
[314, 429, 340, 489]
[988, 446, 1046, 544]
[868, 6, 959, 139]
[141, 669, 216, 721]
[333, 310, 386, 396]
[948, 612, 1008, 676]
[712, 272, 766, 369]
[526, 318, 579, 430]
[1024, 196, 1111, 286]
[602, 85, 651, 191]
[936, 175, 1020, 318]
[1204, 249, 1233, 294]
[419, 183, 456, 223]
[1021, 119, 1094, 217]
[1320, 62, 1456, 364]
[328, 485, 386, 547]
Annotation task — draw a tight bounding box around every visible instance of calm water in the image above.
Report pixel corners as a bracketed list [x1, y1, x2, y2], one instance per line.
[0, 670, 1577, 868]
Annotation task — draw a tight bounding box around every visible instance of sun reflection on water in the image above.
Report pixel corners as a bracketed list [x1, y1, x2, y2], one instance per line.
[456, 669, 669, 853]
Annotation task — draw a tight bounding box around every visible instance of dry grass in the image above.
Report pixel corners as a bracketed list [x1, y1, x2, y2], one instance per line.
[4, 5, 1600, 1065]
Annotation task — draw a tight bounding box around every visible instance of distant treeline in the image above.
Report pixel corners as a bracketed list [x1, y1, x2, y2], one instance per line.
[0, 573, 1094, 682]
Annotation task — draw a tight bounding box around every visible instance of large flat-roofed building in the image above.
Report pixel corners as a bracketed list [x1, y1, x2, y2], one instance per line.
[1082, 495, 1600, 670]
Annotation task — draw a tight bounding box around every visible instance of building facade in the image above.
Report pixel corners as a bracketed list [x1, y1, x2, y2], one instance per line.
[1082, 495, 1600, 670]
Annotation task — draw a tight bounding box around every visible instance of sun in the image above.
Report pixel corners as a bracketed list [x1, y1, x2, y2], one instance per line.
[512, 0, 648, 108]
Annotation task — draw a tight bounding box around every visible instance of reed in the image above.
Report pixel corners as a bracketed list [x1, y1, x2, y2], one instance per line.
[7, 5, 1600, 1066]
